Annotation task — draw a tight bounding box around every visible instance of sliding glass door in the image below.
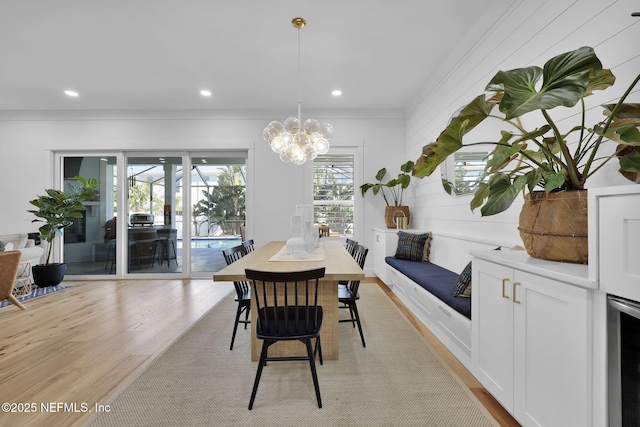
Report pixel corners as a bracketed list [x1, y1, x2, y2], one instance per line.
[59, 152, 246, 278]
[189, 156, 246, 273]
[126, 156, 182, 275]
[62, 156, 117, 276]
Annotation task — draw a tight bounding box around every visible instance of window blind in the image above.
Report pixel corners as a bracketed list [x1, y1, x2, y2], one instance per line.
[313, 154, 354, 236]
[452, 152, 487, 195]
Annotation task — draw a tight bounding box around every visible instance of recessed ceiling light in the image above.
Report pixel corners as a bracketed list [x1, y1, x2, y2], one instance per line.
[64, 90, 79, 97]
[331, 89, 342, 97]
[200, 90, 212, 97]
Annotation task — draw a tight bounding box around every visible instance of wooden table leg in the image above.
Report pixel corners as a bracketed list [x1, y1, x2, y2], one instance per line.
[250, 279, 339, 361]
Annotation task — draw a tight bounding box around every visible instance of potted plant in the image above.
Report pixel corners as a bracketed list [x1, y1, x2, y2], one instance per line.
[412, 46, 640, 263]
[361, 160, 415, 228]
[28, 176, 100, 286]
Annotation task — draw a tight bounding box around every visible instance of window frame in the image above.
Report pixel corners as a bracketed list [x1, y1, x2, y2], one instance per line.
[305, 144, 362, 241]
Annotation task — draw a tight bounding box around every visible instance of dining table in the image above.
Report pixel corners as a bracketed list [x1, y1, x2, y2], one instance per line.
[213, 240, 365, 361]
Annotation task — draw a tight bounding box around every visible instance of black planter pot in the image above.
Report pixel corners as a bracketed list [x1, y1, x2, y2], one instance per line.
[32, 263, 67, 287]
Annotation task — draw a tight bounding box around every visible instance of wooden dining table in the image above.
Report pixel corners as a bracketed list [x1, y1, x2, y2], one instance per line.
[213, 240, 365, 361]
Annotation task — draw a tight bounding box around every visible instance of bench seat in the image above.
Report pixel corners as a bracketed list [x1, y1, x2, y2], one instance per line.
[385, 257, 470, 319]
[383, 255, 472, 370]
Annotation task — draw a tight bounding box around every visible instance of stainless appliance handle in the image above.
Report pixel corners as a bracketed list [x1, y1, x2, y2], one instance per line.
[609, 296, 640, 320]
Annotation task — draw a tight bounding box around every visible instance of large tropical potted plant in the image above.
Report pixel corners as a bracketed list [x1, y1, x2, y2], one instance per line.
[28, 176, 100, 286]
[361, 160, 415, 228]
[412, 46, 640, 263]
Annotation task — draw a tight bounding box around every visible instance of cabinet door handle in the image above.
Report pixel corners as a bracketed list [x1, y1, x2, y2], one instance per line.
[513, 282, 521, 304]
[501, 278, 510, 299]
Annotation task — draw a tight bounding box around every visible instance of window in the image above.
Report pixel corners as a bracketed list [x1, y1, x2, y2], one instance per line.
[313, 154, 354, 237]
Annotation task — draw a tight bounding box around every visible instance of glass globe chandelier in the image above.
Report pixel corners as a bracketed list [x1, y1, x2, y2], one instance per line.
[263, 17, 334, 165]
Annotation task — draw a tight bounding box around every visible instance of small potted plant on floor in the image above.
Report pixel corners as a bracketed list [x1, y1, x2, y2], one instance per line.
[361, 160, 415, 228]
[28, 176, 100, 286]
[412, 46, 640, 263]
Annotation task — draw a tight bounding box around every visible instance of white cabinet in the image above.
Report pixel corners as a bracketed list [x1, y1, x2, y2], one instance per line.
[472, 255, 592, 427]
[596, 192, 640, 301]
[372, 228, 398, 284]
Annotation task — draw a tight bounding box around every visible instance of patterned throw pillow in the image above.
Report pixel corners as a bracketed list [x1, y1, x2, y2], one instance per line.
[453, 261, 472, 297]
[394, 231, 431, 262]
[422, 232, 433, 262]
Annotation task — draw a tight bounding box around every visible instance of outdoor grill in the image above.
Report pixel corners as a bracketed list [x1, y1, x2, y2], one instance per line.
[129, 213, 154, 226]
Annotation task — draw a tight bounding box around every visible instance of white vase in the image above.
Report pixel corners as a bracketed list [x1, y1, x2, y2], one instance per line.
[296, 204, 315, 252]
[286, 215, 308, 259]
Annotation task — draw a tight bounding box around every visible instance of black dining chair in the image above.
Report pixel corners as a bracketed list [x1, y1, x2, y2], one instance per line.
[222, 244, 251, 351]
[245, 267, 326, 410]
[242, 239, 255, 255]
[338, 239, 359, 288]
[339, 244, 368, 348]
[345, 238, 358, 256]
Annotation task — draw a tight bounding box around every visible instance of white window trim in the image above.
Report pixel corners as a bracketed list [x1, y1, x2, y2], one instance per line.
[304, 141, 363, 242]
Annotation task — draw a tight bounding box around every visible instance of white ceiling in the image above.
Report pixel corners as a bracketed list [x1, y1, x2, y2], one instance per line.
[0, 0, 511, 112]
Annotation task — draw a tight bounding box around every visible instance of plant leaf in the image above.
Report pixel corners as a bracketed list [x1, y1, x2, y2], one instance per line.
[543, 170, 567, 191]
[480, 173, 528, 216]
[375, 168, 387, 182]
[620, 151, 640, 172]
[526, 168, 544, 192]
[400, 160, 415, 173]
[396, 174, 410, 189]
[610, 124, 640, 145]
[594, 122, 640, 145]
[584, 68, 616, 96]
[414, 94, 499, 178]
[470, 182, 490, 211]
[486, 133, 525, 173]
[487, 46, 602, 120]
[442, 179, 453, 195]
[385, 178, 399, 188]
[602, 103, 640, 119]
[360, 183, 373, 196]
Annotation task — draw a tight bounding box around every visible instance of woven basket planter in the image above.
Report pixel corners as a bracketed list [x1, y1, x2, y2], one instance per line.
[518, 190, 588, 264]
[385, 206, 410, 229]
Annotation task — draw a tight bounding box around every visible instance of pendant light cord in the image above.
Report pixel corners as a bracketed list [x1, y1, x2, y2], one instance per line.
[297, 26, 302, 123]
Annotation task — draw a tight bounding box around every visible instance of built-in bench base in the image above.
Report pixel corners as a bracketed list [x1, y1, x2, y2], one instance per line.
[384, 258, 472, 370]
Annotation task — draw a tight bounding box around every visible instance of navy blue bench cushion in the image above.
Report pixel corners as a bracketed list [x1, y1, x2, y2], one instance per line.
[385, 256, 471, 319]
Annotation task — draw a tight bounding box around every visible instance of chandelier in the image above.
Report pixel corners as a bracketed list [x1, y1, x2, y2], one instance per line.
[262, 17, 334, 165]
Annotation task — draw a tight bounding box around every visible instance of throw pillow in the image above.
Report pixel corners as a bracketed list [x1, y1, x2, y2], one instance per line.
[462, 281, 472, 297]
[422, 232, 432, 261]
[395, 231, 432, 261]
[394, 231, 430, 262]
[453, 261, 472, 297]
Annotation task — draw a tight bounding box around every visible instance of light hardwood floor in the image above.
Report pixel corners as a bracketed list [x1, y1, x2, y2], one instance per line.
[0, 278, 519, 427]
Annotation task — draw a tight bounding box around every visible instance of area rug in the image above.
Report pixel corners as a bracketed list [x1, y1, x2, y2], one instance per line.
[88, 284, 497, 426]
[0, 285, 68, 309]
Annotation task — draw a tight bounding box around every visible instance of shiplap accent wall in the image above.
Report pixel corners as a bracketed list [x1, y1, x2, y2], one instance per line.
[404, 0, 640, 269]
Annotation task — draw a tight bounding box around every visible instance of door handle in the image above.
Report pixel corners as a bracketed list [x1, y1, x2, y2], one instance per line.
[502, 278, 510, 299]
[609, 296, 640, 320]
[513, 282, 521, 304]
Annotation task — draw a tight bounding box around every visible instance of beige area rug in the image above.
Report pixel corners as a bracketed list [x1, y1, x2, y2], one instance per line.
[89, 284, 497, 427]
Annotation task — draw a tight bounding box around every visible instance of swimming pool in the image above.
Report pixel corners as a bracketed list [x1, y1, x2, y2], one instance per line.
[177, 237, 242, 249]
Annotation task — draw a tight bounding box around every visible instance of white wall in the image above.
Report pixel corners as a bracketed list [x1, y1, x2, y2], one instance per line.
[404, 0, 640, 271]
[0, 109, 405, 270]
